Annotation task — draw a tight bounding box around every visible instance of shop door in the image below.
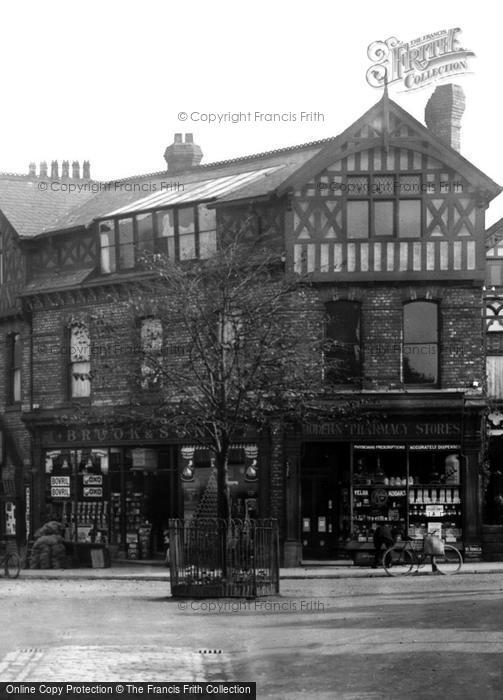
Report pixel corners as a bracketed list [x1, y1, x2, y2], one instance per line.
[301, 474, 337, 559]
[300, 442, 350, 560]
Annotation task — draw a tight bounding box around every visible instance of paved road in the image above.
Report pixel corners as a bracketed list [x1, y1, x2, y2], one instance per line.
[1, 573, 503, 699]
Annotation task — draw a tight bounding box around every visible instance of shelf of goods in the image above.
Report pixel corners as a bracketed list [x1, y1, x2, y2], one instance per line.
[352, 483, 462, 543]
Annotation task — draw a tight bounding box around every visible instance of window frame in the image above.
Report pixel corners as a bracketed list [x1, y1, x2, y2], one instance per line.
[139, 317, 163, 389]
[0, 231, 4, 286]
[67, 323, 91, 400]
[98, 203, 217, 273]
[345, 173, 422, 240]
[323, 300, 362, 385]
[7, 332, 21, 405]
[402, 300, 440, 387]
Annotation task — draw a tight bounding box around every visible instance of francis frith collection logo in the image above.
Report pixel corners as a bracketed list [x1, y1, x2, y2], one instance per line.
[366, 28, 474, 91]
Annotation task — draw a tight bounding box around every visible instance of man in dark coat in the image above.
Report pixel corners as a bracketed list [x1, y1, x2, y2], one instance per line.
[372, 524, 394, 568]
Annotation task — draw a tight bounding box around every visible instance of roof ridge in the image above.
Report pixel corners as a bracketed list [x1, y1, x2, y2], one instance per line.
[105, 136, 338, 185]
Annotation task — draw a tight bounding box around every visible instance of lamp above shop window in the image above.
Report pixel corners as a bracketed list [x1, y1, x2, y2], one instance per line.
[244, 444, 258, 481]
[181, 460, 195, 481]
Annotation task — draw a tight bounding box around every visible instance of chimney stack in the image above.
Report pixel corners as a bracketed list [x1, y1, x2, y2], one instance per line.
[164, 133, 203, 171]
[72, 160, 80, 179]
[82, 160, 91, 179]
[39, 161, 48, 178]
[61, 160, 69, 179]
[425, 84, 466, 152]
[51, 160, 59, 179]
[28, 162, 36, 178]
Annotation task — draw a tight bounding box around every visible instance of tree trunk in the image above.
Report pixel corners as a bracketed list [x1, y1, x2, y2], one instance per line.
[216, 452, 230, 522]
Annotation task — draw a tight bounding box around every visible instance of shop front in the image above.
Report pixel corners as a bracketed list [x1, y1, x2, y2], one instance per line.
[30, 423, 263, 563]
[283, 403, 483, 566]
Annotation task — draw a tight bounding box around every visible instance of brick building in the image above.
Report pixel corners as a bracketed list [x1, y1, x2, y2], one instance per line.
[0, 85, 501, 565]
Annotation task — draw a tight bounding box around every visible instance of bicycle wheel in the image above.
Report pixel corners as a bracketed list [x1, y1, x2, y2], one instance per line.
[382, 546, 414, 576]
[433, 545, 462, 575]
[5, 553, 21, 578]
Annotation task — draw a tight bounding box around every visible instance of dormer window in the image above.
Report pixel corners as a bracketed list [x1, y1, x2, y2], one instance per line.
[99, 203, 216, 273]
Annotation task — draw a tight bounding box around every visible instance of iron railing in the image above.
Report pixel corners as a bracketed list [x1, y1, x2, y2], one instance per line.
[168, 518, 279, 598]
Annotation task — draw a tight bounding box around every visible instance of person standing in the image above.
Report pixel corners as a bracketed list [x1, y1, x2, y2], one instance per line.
[372, 524, 394, 568]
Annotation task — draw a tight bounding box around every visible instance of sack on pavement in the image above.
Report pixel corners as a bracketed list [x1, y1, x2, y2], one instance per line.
[423, 534, 445, 556]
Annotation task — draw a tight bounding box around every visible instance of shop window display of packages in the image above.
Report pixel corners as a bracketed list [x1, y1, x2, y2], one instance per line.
[29, 521, 68, 569]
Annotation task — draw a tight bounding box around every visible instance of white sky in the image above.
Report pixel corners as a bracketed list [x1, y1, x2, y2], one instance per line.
[1, 0, 502, 223]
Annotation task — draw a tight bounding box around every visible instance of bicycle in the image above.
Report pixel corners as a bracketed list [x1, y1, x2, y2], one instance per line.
[382, 532, 463, 576]
[0, 540, 21, 578]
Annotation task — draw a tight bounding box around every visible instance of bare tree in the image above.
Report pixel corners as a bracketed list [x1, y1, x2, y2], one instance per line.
[121, 223, 358, 520]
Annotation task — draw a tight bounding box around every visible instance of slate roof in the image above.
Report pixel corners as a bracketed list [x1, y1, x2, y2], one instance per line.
[0, 175, 96, 239]
[41, 140, 331, 234]
[21, 268, 96, 295]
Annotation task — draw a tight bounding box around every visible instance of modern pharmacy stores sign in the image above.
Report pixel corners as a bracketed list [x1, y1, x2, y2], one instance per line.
[366, 28, 474, 91]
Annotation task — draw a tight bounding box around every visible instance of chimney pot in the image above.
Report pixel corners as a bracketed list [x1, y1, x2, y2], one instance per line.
[72, 160, 80, 179]
[425, 84, 466, 152]
[82, 160, 91, 179]
[164, 134, 203, 171]
[39, 161, 48, 178]
[62, 160, 70, 178]
[28, 162, 36, 177]
[51, 160, 59, 179]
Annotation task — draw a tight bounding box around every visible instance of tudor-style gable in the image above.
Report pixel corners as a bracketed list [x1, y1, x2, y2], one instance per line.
[0, 211, 26, 316]
[281, 92, 500, 281]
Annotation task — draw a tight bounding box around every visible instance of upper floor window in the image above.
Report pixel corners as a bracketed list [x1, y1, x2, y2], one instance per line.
[0, 232, 4, 285]
[8, 333, 21, 403]
[324, 301, 361, 384]
[486, 241, 503, 287]
[99, 203, 217, 273]
[140, 317, 163, 388]
[346, 174, 421, 239]
[69, 324, 91, 398]
[403, 301, 438, 385]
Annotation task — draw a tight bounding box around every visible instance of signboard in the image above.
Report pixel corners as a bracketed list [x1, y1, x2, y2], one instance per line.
[51, 476, 70, 487]
[426, 505, 445, 517]
[51, 487, 70, 498]
[82, 474, 102, 486]
[354, 444, 406, 450]
[83, 487, 103, 498]
[304, 421, 461, 439]
[50, 475, 71, 499]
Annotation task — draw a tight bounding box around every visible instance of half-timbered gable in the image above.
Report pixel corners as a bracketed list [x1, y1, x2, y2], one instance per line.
[25, 229, 98, 278]
[280, 97, 499, 281]
[0, 211, 26, 316]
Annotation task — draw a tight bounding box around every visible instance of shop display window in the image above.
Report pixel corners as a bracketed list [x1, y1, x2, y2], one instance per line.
[180, 445, 259, 520]
[351, 447, 407, 543]
[349, 445, 463, 546]
[408, 449, 462, 542]
[44, 448, 109, 544]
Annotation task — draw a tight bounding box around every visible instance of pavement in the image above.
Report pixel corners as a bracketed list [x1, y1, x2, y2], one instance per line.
[15, 559, 503, 581]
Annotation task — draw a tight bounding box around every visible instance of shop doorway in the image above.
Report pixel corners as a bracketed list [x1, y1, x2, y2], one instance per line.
[300, 442, 350, 560]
